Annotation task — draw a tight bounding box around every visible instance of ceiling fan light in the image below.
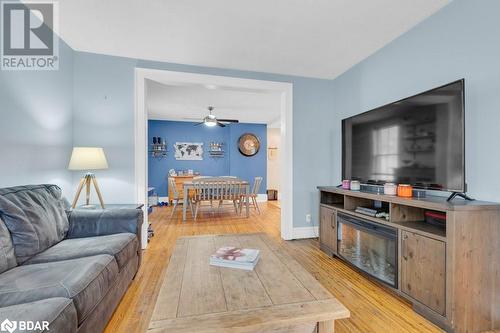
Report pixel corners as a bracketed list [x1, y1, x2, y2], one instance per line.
[204, 118, 217, 127]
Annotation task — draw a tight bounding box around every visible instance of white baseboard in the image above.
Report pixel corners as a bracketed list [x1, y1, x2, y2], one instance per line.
[257, 194, 268, 202]
[159, 196, 168, 203]
[292, 226, 319, 239]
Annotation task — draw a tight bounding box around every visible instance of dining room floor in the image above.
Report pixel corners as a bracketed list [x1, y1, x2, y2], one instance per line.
[104, 202, 442, 333]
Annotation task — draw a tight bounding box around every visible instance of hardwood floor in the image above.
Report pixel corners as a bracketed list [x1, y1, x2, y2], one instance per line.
[105, 202, 442, 333]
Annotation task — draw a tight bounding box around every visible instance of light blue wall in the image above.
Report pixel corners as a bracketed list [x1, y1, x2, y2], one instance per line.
[73, 51, 333, 226]
[148, 120, 267, 197]
[328, 0, 500, 202]
[0, 41, 74, 196]
[4, 0, 499, 227]
[2, 0, 498, 228]
[72, 53, 137, 203]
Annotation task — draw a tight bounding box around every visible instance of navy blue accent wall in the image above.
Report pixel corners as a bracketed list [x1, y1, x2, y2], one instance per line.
[228, 123, 267, 193]
[148, 120, 267, 197]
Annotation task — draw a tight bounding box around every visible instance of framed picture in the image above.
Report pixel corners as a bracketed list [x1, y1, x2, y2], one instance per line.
[174, 142, 204, 160]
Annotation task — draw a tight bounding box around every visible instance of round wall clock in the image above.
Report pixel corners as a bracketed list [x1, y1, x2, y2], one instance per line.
[238, 133, 260, 156]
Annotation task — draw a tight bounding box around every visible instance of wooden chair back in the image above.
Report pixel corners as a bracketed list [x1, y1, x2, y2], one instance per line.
[192, 177, 244, 202]
[193, 176, 211, 179]
[168, 177, 179, 200]
[251, 177, 263, 196]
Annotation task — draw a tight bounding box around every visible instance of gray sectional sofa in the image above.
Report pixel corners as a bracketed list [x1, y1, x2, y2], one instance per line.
[0, 185, 142, 333]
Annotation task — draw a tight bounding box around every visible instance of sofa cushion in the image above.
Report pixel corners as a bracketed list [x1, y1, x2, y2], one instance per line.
[0, 298, 77, 333]
[0, 254, 118, 324]
[0, 185, 69, 263]
[24, 233, 138, 270]
[0, 219, 16, 273]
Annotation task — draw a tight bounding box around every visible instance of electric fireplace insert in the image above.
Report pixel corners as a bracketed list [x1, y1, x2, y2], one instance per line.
[337, 212, 398, 288]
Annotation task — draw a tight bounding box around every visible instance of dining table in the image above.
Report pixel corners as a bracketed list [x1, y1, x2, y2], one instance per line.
[182, 179, 250, 221]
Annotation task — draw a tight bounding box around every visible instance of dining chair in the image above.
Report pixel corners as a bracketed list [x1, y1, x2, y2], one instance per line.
[169, 177, 193, 218]
[191, 178, 215, 220]
[218, 178, 243, 214]
[192, 178, 242, 219]
[217, 176, 239, 211]
[240, 176, 263, 214]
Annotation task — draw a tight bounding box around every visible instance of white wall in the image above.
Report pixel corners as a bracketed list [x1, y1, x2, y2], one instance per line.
[267, 128, 281, 194]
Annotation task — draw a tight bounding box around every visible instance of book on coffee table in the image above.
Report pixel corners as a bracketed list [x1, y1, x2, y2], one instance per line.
[209, 246, 260, 270]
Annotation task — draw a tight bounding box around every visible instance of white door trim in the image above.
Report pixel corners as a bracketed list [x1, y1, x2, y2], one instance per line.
[134, 68, 294, 248]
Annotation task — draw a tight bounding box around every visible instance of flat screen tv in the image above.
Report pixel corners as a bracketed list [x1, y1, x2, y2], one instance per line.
[342, 79, 465, 192]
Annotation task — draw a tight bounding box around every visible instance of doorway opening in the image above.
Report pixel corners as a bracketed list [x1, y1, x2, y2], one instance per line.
[134, 68, 293, 248]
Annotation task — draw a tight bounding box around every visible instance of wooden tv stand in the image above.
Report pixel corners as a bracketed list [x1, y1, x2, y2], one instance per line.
[317, 186, 500, 332]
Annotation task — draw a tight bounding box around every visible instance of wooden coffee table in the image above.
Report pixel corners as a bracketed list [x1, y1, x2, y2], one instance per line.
[148, 233, 349, 333]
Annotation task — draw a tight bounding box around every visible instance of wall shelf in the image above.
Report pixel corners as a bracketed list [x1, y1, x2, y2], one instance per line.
[208, 141, 225, 158]
[149, 144, 167, 159]
[150, 137, 167, 159]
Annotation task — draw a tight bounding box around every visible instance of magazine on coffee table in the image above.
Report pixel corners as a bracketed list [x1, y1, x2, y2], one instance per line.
[209, 246, 260, 270]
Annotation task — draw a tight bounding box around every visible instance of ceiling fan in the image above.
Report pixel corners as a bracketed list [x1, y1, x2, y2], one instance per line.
[195, 106, 239, 127]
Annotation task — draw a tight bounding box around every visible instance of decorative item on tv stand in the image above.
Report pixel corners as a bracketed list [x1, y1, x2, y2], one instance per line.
[340, 180, 360, 191]
[350, 180, 361, 191]
[342, 179, 428, 199]
[209, 141, 225, 158]
[150, 137, 167, 159]
[397, 184, 413, 198]
[384, 183, 397, 196]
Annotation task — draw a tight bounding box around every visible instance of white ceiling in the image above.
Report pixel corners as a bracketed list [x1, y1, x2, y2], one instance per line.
[146, 79, 282, 127]
[57, 0, 450, 79]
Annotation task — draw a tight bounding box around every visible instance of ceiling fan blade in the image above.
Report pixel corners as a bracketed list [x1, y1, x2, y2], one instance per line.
[194, 122, 205, 126]
[182, 118, 203, 121]
[216, 121, 226, 127]
[217, 119, 239, 123]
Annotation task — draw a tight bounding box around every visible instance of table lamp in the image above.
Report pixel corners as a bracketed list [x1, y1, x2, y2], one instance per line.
[68, 147, 108, 208]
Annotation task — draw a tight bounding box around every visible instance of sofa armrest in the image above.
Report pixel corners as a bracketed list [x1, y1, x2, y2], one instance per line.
[67, 208, 143, 240]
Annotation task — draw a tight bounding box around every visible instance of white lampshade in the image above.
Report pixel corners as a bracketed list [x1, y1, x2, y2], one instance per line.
[68, 147, 108, 171]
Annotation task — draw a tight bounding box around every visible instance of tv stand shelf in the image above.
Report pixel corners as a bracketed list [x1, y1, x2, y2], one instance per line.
[320, 186, 499, 211]
[317, 186, 500, 332]
[390, 220, 445, 240]
[325, 205, 447, 242]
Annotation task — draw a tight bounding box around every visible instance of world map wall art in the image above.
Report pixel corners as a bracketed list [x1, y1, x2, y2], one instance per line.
[174, 142, 204, 160]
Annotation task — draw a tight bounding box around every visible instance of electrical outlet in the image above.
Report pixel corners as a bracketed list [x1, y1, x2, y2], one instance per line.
[306, 214, 312, 224]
